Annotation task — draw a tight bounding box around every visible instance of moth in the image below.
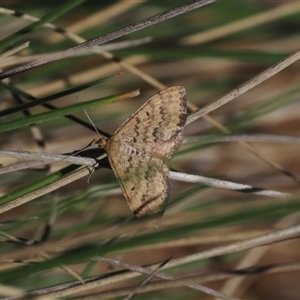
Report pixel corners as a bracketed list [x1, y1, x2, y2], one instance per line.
[98, 86, 187, 217]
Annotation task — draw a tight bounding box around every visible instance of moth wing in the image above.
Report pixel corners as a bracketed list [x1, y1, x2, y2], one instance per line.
[107, 145, 169, 217]
[111, 86, 187, 159]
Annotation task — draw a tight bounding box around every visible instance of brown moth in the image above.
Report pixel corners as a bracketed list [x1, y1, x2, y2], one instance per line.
[98, 86, 187, 217]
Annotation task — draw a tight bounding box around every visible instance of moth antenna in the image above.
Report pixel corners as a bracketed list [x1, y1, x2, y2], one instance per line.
[76, 96, 104, 140]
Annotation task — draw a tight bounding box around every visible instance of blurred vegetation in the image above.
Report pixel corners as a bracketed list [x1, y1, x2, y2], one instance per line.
[0, 1, 299, 299]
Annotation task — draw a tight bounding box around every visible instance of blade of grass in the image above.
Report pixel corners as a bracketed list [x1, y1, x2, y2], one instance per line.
[0, 74, 117, 117]
[0, 90, 139, 133]
[113, 48, 288, 63]
[0, 0, 85, 51]
[0, 164, 77, 206]
[0, 90, 139, 132]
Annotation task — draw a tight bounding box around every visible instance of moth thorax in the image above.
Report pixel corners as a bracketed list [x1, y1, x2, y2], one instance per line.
[97, 136, 108, 150]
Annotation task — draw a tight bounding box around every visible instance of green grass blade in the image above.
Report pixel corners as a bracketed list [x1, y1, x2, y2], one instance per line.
[0, 0, 85, 51]
[0, 165, 77, 206]
[0, 74, 117, 117]
[0, 90, 137, 132]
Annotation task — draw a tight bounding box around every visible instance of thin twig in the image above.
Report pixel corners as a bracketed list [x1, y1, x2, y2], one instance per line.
[166, 224, 300, 269]
[123, 258, 171, 300]
[0, 149, 97, 174]
[183, 134, 300, 144]
[0, 42, 30, 60]
[34, 255, 238, 300]
[0, 37, 152, 68]
[0, 160, 52, 174]
[170, 171, 291, 198]
[187, 48, 300, 125]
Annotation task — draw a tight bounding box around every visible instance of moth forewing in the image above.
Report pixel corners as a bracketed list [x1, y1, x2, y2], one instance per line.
[98, 86, 187, 217]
